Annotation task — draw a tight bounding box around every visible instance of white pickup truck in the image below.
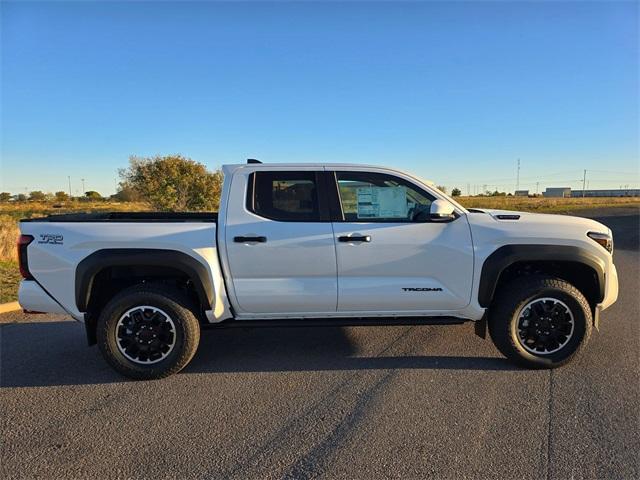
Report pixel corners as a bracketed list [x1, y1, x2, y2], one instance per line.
[18, 161, 618, 379]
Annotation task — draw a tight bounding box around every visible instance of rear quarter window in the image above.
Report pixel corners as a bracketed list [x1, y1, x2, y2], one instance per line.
[247, 171, 322, 222]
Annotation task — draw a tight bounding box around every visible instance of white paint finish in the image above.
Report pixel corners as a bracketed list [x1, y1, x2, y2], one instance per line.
[18, 281, 68, 315]
[17, 163, 619, 324]
[600, 262, 618, 310]
[332, 218, 474, 311]
[466, 209, 618, 313]
[221, 167, 338, 314]
[19, 221, 231, 321]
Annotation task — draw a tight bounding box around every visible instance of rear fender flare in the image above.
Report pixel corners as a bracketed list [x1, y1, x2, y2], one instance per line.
[75, 249, 213, 312]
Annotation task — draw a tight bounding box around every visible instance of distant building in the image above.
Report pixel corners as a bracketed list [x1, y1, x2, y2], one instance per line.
[543, 187, 571, 198]
[571, 189, 640, 198]
[514, 190, 529, 197]
[542, 187, 639, 198]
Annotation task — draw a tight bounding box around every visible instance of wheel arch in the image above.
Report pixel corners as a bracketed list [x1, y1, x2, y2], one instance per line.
[76, 249, 214, 312]
[478, 245, 606, 309]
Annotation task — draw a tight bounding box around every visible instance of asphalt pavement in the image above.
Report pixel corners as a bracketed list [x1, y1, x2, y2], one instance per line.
[1, 208, 638, 479]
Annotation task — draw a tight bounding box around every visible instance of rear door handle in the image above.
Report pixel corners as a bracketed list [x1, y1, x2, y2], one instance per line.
[234, 236, 267, 243]
[338, 235, 371, 243]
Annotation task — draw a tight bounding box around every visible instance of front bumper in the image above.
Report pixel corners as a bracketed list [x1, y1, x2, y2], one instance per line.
[593, 262, 619, 329]
[599, 262, 619, 311]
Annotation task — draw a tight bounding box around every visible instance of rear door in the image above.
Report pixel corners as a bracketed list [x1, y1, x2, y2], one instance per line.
[223, 168, 337, 315]
[327, 169, 474, 313]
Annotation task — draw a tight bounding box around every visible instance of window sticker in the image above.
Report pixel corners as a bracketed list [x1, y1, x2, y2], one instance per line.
[356, 186, 408, 219]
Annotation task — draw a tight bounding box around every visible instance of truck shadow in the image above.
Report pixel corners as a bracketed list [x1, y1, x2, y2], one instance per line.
[0, 321, 515, 388]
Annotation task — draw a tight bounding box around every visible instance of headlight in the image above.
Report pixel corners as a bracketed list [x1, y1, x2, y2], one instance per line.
[587, 231, 613, 253]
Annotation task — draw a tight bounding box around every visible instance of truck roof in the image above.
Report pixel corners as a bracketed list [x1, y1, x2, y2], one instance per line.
[222, 163, 435, 185]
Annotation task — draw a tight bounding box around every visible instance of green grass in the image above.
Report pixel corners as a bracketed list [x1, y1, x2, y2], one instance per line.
[0, 260, 20, 304]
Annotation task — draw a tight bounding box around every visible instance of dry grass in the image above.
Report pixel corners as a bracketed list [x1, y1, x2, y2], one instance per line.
[0, 196, 638, 304]
[1, 197, 639, 262]
[0, 260, 20, 303]
[0, 215, 20, 261]
[0, 201, 150, 221]
[0, 201, 150, 262]
[456, 196, 640, 213]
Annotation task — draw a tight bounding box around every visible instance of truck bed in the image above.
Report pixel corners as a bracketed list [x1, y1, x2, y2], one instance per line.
[18, 213, 221, 320]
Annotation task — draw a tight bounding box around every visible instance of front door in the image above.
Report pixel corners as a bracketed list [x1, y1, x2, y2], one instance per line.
[329, 170, 474, 313]
[224, 169, 337, 315]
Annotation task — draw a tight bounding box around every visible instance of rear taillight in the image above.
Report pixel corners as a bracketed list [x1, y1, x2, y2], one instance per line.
[17, 234, 34, 279]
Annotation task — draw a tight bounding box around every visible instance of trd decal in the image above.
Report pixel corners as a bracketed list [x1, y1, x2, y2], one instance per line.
[38, 234, 64, 245]
[402, 287, 443, 292]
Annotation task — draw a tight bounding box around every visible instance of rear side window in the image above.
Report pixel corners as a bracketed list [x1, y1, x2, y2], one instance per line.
[247, 171, 322, 221]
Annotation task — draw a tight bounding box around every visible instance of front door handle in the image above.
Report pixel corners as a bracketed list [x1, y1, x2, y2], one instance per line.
[234, 236, 267, 243]
[338, 235, 371, 243]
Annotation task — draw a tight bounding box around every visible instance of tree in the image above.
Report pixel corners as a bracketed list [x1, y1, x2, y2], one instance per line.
[54, 191, 70, 202]
[84, 191, 102, 200]
[435, 185, 447, 194]
[29, 191, 47, 201]
[119, 154, 223, 211]
[0, 192, 11, 202]
[111, 183, 141, 202]
[15, 193, 27, 202]
[451, 187, 461, 197]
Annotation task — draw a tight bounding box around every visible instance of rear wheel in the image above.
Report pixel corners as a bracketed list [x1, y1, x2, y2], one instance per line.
[489, 275, 592, 369]
[97, 284, 200, 380]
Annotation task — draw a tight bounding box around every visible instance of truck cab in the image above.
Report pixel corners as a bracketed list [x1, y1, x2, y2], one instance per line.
[219, 163, 475, 318]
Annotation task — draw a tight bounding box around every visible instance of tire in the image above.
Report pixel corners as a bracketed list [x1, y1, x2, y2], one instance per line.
[488, 275, 592, 369]
[97, 284, 201, 380]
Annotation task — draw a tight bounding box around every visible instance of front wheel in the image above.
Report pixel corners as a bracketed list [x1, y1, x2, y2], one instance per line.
[489, 275, 592, 369]
[97, 284, 201, 380]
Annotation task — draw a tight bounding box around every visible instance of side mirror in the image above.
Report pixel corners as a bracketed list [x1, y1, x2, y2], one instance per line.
[430, 199, 456, 222]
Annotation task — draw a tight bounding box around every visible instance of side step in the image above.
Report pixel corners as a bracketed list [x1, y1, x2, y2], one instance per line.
[202, 316, 469, 329]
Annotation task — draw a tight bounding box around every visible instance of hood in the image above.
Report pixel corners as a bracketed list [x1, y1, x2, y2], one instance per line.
[467, 208, 611, 236]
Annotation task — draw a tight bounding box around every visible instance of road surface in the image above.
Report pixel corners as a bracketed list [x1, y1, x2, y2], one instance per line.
[1, 208, 638, 479]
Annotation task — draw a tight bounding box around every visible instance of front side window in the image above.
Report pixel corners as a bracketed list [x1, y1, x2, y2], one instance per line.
[248, 171, 321, 221]
[336, 171, 434, 222]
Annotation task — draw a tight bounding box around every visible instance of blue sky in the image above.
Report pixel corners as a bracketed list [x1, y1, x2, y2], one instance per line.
[1, 1, 638, 196]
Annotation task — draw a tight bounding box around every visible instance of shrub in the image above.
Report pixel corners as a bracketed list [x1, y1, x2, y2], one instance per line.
[119, 154, 222, 211]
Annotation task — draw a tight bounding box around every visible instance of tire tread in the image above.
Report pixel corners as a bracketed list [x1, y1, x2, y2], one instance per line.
[97, 284, 201, 380]
[489, 275, 592, 369]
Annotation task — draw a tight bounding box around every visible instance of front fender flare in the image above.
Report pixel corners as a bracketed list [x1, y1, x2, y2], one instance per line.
[477, 244, 606, 307]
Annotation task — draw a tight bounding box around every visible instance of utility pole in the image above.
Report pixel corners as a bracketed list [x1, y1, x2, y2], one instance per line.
[536, 181, 539, 195]
[68, 176, 72, 197]
[582, 170, 587, 197]
[516, 158, 520, 192]
[81, 178, 85, 194]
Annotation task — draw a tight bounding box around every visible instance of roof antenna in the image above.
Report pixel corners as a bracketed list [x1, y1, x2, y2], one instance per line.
[247, 158, 262, 164]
